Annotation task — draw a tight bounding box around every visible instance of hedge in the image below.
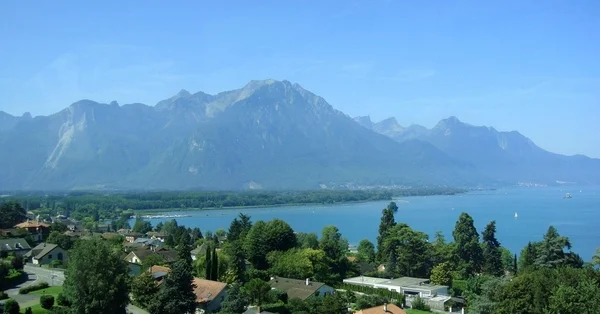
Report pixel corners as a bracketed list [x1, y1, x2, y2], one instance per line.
[19, 281, 49, 294]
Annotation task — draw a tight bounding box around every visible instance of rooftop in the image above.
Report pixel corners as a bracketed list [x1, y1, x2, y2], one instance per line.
[344, 276, 388, 285]
[15, 221, 50, 228]
[269, 277, 326, 301]
[0, 238, 31, 251]
[192, 278, 228, 304]
[24, 243, 60, 260]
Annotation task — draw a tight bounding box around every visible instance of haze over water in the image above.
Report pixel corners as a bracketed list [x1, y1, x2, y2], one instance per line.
[143, 186, 600, 261]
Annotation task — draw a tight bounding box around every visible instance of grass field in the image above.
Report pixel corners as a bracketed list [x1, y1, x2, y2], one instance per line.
[22, 303, 53, 314]
[29, 286, 63, 296]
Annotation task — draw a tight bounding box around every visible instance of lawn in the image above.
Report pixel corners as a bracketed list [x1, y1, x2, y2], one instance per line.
[22, 303, 53, 314]
[407, 310, 433, 314]
[29, 286, 63, 296]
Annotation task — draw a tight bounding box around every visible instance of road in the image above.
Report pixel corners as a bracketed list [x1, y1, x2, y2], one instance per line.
[23, 264, 65, 286]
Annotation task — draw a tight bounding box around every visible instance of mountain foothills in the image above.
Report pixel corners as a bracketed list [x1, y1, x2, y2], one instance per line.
[0, 79, 597, 190]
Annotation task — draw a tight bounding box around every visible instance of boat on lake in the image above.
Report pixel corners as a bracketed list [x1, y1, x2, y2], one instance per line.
[564, 193, 572, 199]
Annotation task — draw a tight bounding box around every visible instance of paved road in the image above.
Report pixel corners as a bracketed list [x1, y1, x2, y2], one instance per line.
[24, 264, 65, 286]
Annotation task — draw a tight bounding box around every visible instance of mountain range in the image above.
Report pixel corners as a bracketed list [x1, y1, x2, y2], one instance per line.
[0, 79, 598, 190]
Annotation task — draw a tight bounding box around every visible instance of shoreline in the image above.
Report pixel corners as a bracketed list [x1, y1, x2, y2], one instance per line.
[133, 192, 465, 214]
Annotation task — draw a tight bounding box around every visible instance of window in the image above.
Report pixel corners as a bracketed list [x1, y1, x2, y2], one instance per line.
[58, 252, 63, 261]
[48, 254, 52, 259]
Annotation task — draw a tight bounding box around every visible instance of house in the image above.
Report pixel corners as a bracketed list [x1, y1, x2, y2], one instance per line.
[268, 277, 335, 301]
[149, 265, 171, 283]
[124, 247, 179, 265]
[134, 238, 164, 249]
[117, 228, 131, 235]
[146, 232, 167, 242]
[0, 238, 32, 257]
[354, 303, 406, 314]
[100, 232, 121, 240]
[343, 276, 450, 311]
[125, 232, 144, 243]
[14, 221, 50, 242]
[24, 243, 68, 266]
[193, 278, 228, 313]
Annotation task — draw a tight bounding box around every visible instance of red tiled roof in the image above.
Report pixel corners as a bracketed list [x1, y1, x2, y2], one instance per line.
[354, 304, 407, 314]
[192, 278, 227, 304]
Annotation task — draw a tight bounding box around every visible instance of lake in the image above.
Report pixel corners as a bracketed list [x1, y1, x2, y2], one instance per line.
[137, 186, 600, 261]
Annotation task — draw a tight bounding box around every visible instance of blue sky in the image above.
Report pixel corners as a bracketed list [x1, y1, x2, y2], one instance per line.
[1, 0, 599, 157]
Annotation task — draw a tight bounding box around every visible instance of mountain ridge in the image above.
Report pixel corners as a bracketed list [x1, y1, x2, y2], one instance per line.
[1, 80, 597, 190]
[0, 80, 488, 190]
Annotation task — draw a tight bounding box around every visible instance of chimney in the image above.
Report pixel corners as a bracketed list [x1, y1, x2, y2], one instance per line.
[383, 303, 388, 312]
[306, 278, 310, 286]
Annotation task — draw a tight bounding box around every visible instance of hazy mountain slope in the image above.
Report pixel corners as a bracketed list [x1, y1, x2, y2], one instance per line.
[362, 116, 600, 185]
[0, 80, 485, 190]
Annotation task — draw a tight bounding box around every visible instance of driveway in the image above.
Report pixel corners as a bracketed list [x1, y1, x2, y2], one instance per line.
[23, 264, 65, 286]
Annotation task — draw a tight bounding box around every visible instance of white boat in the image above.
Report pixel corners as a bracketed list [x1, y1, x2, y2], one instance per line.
[564, 193, 572, 199]
[514, 212, 518, 219]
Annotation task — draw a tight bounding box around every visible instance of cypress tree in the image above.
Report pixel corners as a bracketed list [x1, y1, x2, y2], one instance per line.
[205, 246, 212, 280]
[211, 247, 219, 281]
[377, 203, 397, 262]
[482, 220, 503, 276]
[513, 254, 518, 274]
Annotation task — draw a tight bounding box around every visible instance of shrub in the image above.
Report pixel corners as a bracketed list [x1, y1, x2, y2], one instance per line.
[10, 257, 24, 270]
[56, 292, 71, 306]
[0, 290, 8, 300]
[411, 296, 431, 311]
[3, 298, 20, 314]
[40, 294, 55, 309]
[25, 307, 33, 314]
[18, 281, 49, 294]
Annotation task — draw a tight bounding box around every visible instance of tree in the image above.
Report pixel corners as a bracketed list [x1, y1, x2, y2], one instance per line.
[244, 221, 269, 269]
[519, 242, 538, 272]
[223, 240, 247, 283]
[482, 221, 503, 276]
[245, 279, 272, 306]
[228, 213, 252, 242]
[63, 238, 130, 314]
[430, 262, 453, 286]
[205, 245, 213, 280]
[383, 223, 431, 278]
[3, 298, 20, 314]
[547, 278, 600, 313]
[220, 283, 250, 313]
[535, 226, 572, 268]
[132, 217, 153, 234]
[149, 260, 197, 314]
[385, 249, 398, 277]
[320, 226, 348, 262]
[190, 227, 203, 242]
[513, 254, 518, 274]
[357, 239, 376, 263]
[453, 212, 483, 277]
[131, 272, 160, 309]
[265, 219, 297, 252]
[25, 307, 33, 314]
[431, 231, 455, 266]
[210, 246, 219, 281]
[141, 254, 165, 272]
[0, 202, 26, 228]
[11, 255, 24, 270]
[267, 248, 328, 280]
[177, 232, 193, 267]
[296, 232, 319, 250]
[51, 222, 68, 233]
[40, 295, 55, 309]
[377, 203, 396, 261]
[154, 222, 164, 232]
[46, 231, 74, 250]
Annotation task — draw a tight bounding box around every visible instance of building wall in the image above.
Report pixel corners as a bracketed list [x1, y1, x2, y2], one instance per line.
[33, 247, 68, 265]
[206, 288, 228, 313]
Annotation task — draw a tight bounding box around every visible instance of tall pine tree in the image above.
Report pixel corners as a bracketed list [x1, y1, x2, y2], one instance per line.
[482, 221, 504, 276]
[453, 212, 483, 277]
[149, 260, 197, 314]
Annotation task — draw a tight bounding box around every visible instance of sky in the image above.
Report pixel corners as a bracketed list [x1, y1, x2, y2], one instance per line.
[0, 0, 599, 157]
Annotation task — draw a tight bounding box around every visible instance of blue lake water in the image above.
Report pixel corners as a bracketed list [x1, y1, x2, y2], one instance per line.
[140, 186, 600, 261]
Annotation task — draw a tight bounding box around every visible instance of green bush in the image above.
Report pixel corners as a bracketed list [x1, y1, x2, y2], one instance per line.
[411, 296, 431, 311]
[25, 307, 33, 314]
[40, 294, 55, 309]
[3, 298, 20, 314]
[56, 292, 71, 306]
[0, 290, 8, 300]
[18, 281, 49, 294]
